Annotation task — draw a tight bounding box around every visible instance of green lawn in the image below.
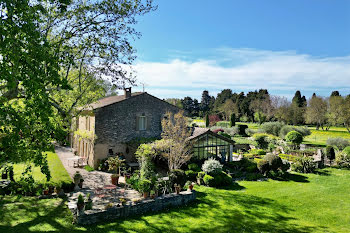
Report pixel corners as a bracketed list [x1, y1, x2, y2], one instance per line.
[12, 152, 71, 184]
[304, 129, 350, 146]
[1, 168, 349, 232]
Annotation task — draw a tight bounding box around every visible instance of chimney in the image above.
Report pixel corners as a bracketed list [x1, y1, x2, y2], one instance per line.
[124, 87, 131, 98]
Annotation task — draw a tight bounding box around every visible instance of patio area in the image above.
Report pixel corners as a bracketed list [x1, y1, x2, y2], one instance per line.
[56, 146, 142, 212]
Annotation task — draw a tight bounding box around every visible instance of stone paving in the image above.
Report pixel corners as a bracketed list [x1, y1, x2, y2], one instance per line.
[55, 146, 142, 212]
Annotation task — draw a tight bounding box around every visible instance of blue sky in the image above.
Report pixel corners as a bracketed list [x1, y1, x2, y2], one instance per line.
[129, 0, 350, 100]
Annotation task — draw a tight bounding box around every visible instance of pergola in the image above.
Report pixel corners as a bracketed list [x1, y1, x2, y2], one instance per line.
[188, 128, 235, 163]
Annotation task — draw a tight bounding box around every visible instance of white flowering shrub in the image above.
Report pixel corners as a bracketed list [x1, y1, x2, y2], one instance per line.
[202, 158, 223, 175]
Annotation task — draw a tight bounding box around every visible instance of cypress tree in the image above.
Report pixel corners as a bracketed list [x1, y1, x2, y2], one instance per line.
[205, 114, 210, 127]
[230, 113, 236, 127]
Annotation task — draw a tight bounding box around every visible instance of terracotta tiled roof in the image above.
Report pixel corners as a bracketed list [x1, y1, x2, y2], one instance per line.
[85, 92, 144, 110]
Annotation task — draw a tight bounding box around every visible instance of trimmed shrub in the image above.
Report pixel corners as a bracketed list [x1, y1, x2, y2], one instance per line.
[257, 160, 270, 175]
[325, 146, 336, 160]
[169, 169, 186, 187]
[280, 126, 311, 138]
[285, 131, 303, 146]
[249, 149, 266, 156]
[218, 131, 231, 139]
[260, 122, 285, 137]
[238, 124, 248, 136]
[185, 170, 197, 181]
[216, 121, 230, 128]
[279, 154, 298, 162]
[245, 128, 257, 136]
[326, 137, 350, 150]
[343, 146, 350, 156]
[202, 158, 223, 175]
[291, 156, 316, 173]
[336, 151, 350, 168]
[210, 126, 238, 137]
[230, 113, 236, 127]
[264, 154, 283, 171]
[253, 133, 269, 149]
[213, 172, 232, 187]
[188, 163, 201, 172]
[203, 174, 215, 186]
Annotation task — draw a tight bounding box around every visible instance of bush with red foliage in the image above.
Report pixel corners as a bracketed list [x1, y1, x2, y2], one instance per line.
[209, 115, 221, 126]
[212, 129, 224, 134]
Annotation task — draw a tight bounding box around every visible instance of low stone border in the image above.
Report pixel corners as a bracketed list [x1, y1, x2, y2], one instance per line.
[71, 190, 196, 225]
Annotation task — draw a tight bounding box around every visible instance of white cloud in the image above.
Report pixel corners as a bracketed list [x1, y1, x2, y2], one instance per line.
[130, 48, 350, 99]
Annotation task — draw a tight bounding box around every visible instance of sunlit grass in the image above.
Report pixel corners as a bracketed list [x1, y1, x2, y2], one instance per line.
[1, 168, 350, 232]
[12, 152, 71, 184]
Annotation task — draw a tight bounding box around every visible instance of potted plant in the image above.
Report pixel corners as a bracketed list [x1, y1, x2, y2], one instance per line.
[43, 183, 49, 195]
[77, 194, 85, 211]
[174, 184, 181, 194]
[197, 171, 205, 185]
[150, 190, 156, 199]
[85, 193, 93, 210]
[107, 156, 125, 185]
[73, 171, 82, 190]
[185, 181, 194, 191]
[139, 179, 151, 198]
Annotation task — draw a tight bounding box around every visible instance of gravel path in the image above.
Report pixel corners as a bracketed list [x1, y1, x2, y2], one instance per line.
[55, 145, 126, 189]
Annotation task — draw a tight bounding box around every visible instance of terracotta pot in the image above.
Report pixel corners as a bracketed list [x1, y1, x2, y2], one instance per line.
[150, 194, 155, 199]
[189, 184, 194, 191]
[43, 190, 49, 195]
[111, 175, 119, 185]
[143, 192, 149, 198]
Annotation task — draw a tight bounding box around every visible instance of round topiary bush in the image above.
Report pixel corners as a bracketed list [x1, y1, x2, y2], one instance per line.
[202, 158, 223, 175]
[253, 133, 269, 149]
[257, 159, 270, 175]
[264, 153, 283, 171]
[285, 131, 303, 146]
[188, 163, 200, 172]
[185, 170, 197, 181]
[203, 174, 214, 186]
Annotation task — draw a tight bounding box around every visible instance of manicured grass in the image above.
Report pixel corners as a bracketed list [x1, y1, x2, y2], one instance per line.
[304, 129, 350, 146]
[12, 152, 71, 184]
[1, 168, 350, 232]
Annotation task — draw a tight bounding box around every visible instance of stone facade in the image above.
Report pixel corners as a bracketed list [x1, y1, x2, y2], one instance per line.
[72, 91, 179, 167]
[73, 191, 196, 225]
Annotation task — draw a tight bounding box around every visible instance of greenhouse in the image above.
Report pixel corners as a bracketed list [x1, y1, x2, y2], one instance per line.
[189, 128, 235, 163]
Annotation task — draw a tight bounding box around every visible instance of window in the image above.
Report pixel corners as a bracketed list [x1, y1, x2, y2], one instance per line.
[138, 116, 146, 131]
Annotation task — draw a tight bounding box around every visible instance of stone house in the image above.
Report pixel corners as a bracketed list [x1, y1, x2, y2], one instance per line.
[71, 88, 180, 168]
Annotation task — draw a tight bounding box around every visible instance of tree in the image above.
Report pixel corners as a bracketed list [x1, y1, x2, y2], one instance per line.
[230, 113, 236, 127]
[161, 111, 193, 170]
[219, 99, 238, 121]
[331, 91, 340, 97]
[205, 114, 210, 128]
[44, 0, 156, 137]
[200, 90, 212, 114]
[214, 89, 233, 111]
[254, 111, 267, 125]
[181, 96, 199, 117]
[0, 0, 70, 179]
[305, 95, 328, 130]
[328, 95, 344, 127]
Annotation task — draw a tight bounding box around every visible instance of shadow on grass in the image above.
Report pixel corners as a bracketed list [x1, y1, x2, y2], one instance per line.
[314, 169, 331, 176]
[0, 188, 328, 233]
[271, 173, 309, 183]
[215, 181, 246, 191]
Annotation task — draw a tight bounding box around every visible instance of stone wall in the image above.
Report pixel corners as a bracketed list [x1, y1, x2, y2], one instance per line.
[92, 93, 179, 165]
[75, 191, 196, 225]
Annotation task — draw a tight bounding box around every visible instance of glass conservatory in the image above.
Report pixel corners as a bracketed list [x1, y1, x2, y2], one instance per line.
[189, 129, 235, 163]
